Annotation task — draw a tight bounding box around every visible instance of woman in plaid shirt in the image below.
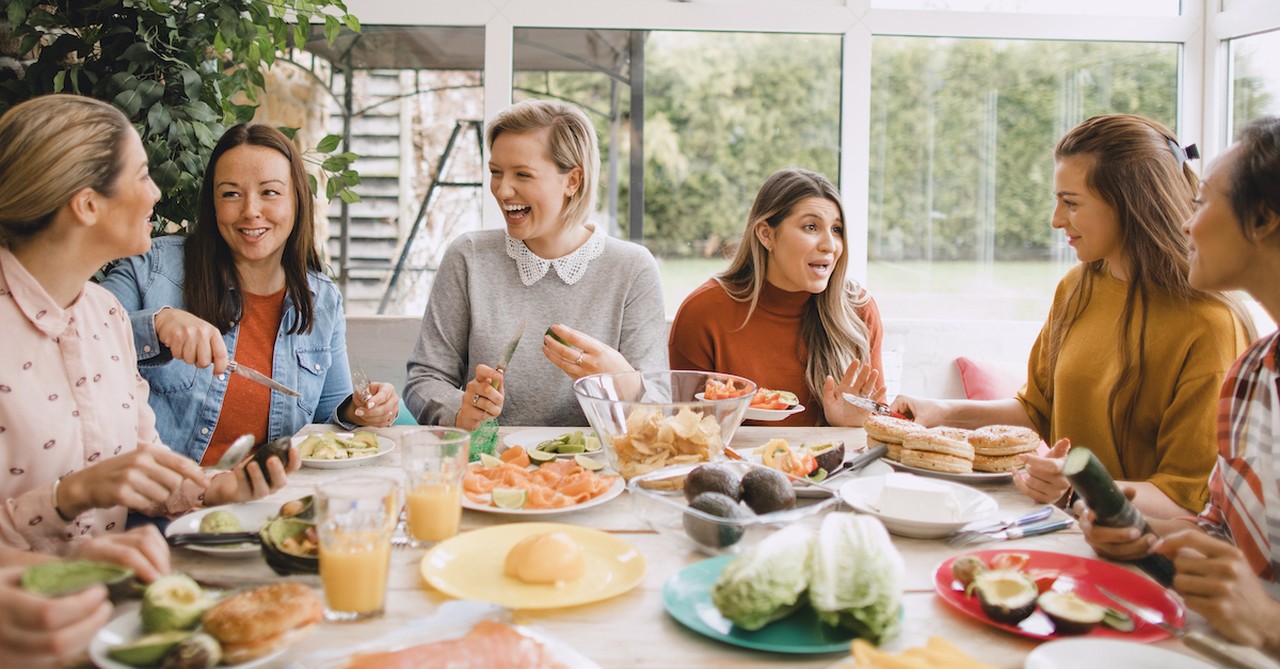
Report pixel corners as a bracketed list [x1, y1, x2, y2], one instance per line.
[1077, 115, 1280, 655]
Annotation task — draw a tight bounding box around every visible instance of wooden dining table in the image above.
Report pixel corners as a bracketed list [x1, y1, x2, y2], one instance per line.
[167, 424, 1280, 669]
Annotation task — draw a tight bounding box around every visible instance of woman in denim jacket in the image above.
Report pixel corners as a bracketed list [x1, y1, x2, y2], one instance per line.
[102, 124, 400, 466]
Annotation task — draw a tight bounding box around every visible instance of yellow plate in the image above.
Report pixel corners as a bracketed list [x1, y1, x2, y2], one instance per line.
[420, 522, 646, 609]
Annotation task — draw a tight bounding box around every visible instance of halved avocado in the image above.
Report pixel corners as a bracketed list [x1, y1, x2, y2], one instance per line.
[951, 555, 987, 591]
[973, 570, 1038, 625]
[1038, 591, 1106, 635]
[107, 631, 192, 667]
[1101, 605, 1136, 633]
[21, 560, 134, 598]
[807, 441, 845, 474]
[259, 516, 319, 575]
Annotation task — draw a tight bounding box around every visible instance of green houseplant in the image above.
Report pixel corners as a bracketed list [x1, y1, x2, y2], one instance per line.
[0, 0, 362, 229]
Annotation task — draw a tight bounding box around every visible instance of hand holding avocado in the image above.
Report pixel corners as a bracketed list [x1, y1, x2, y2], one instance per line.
[0, 563, 114, 668]
[543, 324, 633, 379]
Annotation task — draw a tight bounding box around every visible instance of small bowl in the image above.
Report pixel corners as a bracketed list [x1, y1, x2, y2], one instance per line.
[573, 371, 756, 480]
[627, 462, 838, 556]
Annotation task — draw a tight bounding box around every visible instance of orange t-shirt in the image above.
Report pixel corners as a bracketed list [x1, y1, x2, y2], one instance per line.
[668, 278, 885, 427]
[201, 288, 286, 466]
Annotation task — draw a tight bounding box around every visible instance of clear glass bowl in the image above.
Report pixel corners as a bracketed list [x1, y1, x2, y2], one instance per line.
[572, 370, 756, 481]
[627, 462, 838, 556]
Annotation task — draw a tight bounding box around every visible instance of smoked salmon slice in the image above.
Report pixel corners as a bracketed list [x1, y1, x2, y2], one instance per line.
[341, 619, 568, 669]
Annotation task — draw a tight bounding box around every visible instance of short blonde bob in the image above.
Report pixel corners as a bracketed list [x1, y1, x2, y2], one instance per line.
[486, 99, 600, 230]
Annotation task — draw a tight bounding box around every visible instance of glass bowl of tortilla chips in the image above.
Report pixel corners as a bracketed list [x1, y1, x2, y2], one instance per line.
[572, 371, 756, 481]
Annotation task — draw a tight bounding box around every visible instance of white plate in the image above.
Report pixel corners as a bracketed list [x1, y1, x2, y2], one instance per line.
[462, 476, 625, 516]
[693, 391, 805, 422]
[740, 445, 893, 498]
[838, 474, 997, 539]
[292, 432, 396, 469]
[89, 602, 286, 669]
[1025, 638, 1216, 669]
[500, 427, 605, 460]
[886, 458, 1013, 483]
[164, 501, 278, 556]
[743, 404, 806, 421]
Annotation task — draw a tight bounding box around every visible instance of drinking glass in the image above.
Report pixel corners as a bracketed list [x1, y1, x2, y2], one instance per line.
[316, 476, 399, 622]
[401, 428, 470, 546]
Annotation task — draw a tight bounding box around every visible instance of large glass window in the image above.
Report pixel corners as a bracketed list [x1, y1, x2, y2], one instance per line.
[871, 0, 1179, 16]
[299, 26, 486, 316]
[868, 37, 1179, 321]
[1229, 29, 1280, 138]
[513, 29, 842, 316]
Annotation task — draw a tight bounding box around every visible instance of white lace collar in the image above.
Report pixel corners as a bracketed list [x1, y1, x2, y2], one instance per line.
[505, 224, 605, 286]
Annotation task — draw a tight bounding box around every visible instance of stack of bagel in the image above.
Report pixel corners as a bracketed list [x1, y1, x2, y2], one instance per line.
[967, 425, 1040, 472]
[864, 416, 1042, 475]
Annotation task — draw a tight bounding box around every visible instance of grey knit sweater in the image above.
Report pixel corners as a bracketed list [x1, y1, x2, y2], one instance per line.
[404, 227, 668, 427]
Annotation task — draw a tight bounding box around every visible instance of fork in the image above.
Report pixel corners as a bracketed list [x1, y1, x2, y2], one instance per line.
[947, 506, 1054, 547]
[1097, 585, 1267, 669]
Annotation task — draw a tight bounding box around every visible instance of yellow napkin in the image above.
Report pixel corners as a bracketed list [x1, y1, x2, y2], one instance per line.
[850, 637, 996, 669]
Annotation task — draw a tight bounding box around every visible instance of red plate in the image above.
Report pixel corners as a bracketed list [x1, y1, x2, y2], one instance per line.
[933, 549, 1183, 642]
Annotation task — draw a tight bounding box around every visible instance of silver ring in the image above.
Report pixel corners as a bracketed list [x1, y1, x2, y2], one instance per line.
[472, 393, 480, 406]
[574, 350, 585, 365]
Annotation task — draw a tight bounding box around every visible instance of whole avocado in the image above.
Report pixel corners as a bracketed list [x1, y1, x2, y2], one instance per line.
[683, 464, 742, 503]
[738, 468, 796, 514]
[683, 492, 754, 549]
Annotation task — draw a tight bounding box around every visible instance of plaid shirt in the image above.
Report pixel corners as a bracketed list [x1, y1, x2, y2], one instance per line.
[1198, 331, 1280, 583]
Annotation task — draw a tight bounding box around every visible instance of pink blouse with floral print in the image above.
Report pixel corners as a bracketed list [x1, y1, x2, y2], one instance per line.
[0, 247, 200, 554]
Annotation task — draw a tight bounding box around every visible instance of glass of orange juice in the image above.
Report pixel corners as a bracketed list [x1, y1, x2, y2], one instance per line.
[401, 428, 470, 546]
[316, 476, 399, 622]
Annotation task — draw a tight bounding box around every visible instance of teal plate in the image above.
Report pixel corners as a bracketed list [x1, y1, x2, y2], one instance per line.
[662, 555, 855, 654]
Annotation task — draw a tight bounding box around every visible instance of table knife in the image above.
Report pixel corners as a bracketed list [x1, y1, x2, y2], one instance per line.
[228, 360, 301, 398]
[167, 531, 261, 547]
[841, 392, 910, 419]
[492, 320, 525, 389]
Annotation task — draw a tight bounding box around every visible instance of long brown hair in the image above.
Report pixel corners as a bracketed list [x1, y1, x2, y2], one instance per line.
[184, 123, 322, 334]
[1049, 114, 1252, 450]
[717, 167, 871, 402]
[0, 95, 132, 246]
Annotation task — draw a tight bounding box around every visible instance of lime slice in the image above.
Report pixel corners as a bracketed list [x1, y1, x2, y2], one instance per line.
[527, 448, 557, 465]
[491, 488, 527, 509]
[584, 435, 601, 452]
[574, 454, 605, 472]
[556, 442, 586, 454]
[478, 453, 503, 468]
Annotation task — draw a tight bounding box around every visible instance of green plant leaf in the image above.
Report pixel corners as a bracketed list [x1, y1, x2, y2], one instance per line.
[113, 89, 143, 118]
[343, 14, 361, 33]
[146, 103, 171, 134]
[307, 174, 318, 194]
[180, 69, 201, 101]
[186, 100, 217, 123]
[232, 103, 256, 124]
[53, 71, 66, 93]
[8, 3, 27, 26]
[154, 159, 181, 190]
[192, 122, 214, 148]
[278, 126, 299, 139]
[324, 15, 340, 43]
[316, 134, 341, 153]
[136, 79, 164, 106]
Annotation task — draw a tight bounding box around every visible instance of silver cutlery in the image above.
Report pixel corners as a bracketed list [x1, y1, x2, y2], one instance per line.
[212, 434, 256, 470]
[167, 531, 260, 547]
[1097, 585, 1269, 669]
[841, 392, 910, 419]
[228, 360, 302, 398]
[948, 505, 1055, 546]
[949, 517, 1073, 546]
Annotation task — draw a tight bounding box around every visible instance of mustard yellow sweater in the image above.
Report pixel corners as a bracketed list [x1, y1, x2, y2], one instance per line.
[1017, 265, 1250, 512]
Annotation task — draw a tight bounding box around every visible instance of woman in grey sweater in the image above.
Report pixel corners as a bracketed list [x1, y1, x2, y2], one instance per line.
[405, 100, 667, 429]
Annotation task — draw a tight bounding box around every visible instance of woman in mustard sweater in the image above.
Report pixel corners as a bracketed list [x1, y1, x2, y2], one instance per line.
[894, 115, 1253, 518]
[669, 168, 885, 427]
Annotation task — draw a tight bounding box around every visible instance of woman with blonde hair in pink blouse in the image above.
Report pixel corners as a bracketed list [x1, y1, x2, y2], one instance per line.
[0, 94, 295, 555]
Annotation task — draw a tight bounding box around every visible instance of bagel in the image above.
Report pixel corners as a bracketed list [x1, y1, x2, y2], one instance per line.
[202, 582, 323, 663]
[968, 425, 1041, 457]
[973, 453, 1025, 473]
[864, 415, 924, 445]
[900, 449, 974, 474]
[902, 430, 975, 461]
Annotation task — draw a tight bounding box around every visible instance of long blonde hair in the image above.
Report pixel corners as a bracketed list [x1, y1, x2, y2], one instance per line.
[486, 99, 600, 230]
[0, 95, 133, 246]
[1050, 114, 1255, 450]
[717, 167, 872, 402]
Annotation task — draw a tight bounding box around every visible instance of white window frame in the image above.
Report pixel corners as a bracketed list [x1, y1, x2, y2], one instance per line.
[344, 0, 1279, 288]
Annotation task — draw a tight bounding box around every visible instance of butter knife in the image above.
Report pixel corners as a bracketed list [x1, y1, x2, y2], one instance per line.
[842, 392, 910, 419]
[167, 531, 261, 547]
[228, 360, 301, 398]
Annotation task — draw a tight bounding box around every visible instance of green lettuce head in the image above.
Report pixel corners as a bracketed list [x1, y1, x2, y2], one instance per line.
[710, 524, 813, 631]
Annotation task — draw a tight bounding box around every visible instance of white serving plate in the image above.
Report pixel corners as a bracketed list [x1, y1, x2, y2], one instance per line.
[291, 432, 396, 469]
[838, 474, 997, 539]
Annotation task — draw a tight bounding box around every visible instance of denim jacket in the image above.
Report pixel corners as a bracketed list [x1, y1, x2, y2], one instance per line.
[100, 236, 354, 462]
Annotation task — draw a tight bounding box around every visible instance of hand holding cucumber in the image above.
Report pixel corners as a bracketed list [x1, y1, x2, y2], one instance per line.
[543, 324, 633, 379]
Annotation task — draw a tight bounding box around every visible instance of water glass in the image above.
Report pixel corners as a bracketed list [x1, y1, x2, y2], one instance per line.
[316, 476, 399, 622]
[401, 428, 470, 546]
